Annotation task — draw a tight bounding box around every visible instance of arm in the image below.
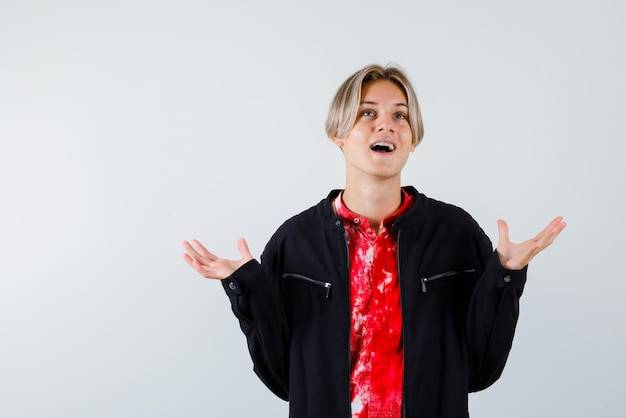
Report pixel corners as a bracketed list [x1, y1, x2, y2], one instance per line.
[467, 216, 566, 391]
[182, 239, 290, 400]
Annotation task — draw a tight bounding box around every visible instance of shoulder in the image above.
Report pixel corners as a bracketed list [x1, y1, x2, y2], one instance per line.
[262, 190, 342, 253]
[401, 187, 493, 259]
[279, 190, 339, 232]
[402, 186, 487, 239]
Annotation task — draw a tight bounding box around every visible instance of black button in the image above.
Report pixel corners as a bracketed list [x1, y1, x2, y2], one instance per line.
[503, 275, 512, 283]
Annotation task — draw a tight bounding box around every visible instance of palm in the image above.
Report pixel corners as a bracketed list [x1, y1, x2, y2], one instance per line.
[496, 217, 566, 270]
[183, 238, 253, 280]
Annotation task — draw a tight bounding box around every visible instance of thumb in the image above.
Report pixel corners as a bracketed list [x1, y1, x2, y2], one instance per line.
[497, 219, 510, 246]
[237, 238, 254, 261]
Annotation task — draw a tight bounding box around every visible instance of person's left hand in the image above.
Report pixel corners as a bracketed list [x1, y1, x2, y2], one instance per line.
[496, 216, 566, 270]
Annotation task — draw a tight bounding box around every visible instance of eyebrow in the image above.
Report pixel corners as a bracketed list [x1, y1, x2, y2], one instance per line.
[360, 100, 408, 108]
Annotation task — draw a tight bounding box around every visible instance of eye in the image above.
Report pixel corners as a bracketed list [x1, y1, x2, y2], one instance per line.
[361, 109, 375, 117]
[394, 112, 407, 120]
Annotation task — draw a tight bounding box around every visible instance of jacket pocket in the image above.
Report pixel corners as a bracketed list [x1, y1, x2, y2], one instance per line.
[283, 273, 332, 299]
[420, 269, 475, 293]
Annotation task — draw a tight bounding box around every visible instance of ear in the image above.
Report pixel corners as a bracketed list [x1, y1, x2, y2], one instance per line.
[331, 136, 345, 148]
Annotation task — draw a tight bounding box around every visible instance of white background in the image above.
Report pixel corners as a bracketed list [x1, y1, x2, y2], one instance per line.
[1, 0, 624, 417]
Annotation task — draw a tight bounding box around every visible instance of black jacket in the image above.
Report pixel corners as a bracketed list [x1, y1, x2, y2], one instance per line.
[222, 187, 526, 417]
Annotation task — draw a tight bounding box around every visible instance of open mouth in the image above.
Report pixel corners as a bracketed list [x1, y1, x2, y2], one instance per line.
[370, 142, 395, 153]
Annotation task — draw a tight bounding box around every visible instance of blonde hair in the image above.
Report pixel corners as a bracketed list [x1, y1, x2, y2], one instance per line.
[325, 64, 424, 146]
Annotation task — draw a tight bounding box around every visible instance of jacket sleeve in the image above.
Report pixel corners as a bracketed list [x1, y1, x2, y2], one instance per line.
[221, 257, 290, 400]
[466, 245, 527, 392]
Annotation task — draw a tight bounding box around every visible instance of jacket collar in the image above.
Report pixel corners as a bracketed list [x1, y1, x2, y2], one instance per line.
[319, 186, 429, 232]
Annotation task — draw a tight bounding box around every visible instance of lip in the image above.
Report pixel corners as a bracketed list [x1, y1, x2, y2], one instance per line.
[370, 136, 397, 146]
[369, 138, 398, 153]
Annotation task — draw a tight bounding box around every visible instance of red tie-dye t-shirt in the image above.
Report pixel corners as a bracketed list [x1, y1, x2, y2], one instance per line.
[334, 190, 414, 418]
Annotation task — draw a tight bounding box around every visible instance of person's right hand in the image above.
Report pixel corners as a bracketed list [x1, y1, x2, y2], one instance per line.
[182, 238, 254, 280]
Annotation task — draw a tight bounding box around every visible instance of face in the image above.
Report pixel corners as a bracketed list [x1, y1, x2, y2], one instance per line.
[333, 80, 415, 183]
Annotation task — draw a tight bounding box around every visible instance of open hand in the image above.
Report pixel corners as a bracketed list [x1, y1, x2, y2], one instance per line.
[182, 238, 254, 280]
[496, 216, 566, 270]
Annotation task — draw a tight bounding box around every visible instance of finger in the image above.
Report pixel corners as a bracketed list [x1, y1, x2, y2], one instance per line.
[182, 241, 205, 262]
[190, 239, 220, 260]
[534, 217, 567, 249]
[182, 253, 210, 276]
[531, 216, 564, 241]
[521, 240, 542, 263]
[237, 238, 253, 261]
[183, 240, 217, 263]
[183, 253, 204, 271]
[182, 252, 194, 266]
[497, 219, 510, 246]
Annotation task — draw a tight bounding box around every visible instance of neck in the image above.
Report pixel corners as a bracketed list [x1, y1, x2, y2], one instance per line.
[341, 176, 403, 232]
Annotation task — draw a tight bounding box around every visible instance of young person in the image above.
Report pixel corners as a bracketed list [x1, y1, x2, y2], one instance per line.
[183, 64, 566, 418]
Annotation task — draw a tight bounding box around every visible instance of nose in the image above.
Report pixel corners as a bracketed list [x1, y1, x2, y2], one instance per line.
[376, 113, 395, 132]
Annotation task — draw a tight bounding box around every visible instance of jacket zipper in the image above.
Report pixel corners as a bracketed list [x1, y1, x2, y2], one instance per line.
[420, 268, 476, 293]
[397, 229, 406, 418]
[282, 273, 332, 299]
[344, 231, 352, 418]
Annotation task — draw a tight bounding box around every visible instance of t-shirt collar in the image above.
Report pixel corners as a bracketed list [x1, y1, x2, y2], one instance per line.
[333, 189, 414, 231]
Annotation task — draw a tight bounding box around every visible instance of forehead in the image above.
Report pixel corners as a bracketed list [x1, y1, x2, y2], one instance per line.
[360, 79, 407, 103]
